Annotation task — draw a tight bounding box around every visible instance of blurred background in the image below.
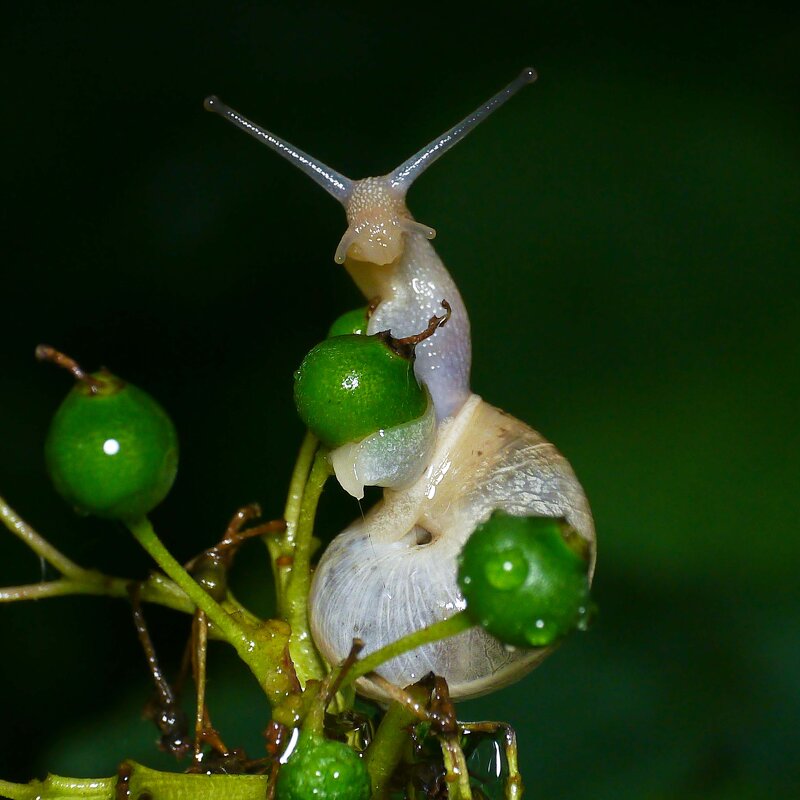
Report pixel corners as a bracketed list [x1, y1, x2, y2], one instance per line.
[1, 2, 798, 797]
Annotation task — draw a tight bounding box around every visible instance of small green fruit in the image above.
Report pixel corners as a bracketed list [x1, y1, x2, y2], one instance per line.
[293, 334, 427, 449]
[277, 733, 370, 800]
[457, 512, 592, 648]
[327, 306, 369, 338]
[45, 370, 178, 521]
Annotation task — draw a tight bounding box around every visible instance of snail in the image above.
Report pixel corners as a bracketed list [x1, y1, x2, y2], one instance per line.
[206, 68, 596, 701]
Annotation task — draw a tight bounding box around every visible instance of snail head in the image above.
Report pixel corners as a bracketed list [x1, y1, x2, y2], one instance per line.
[335, 178, 433, 266]
[204, 68, 536, 267]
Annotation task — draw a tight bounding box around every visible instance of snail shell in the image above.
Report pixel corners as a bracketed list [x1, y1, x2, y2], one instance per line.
[310, 394, 594, 701]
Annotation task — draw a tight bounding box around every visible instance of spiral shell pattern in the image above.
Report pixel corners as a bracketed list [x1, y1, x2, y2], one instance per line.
[309, 394, 595, 701]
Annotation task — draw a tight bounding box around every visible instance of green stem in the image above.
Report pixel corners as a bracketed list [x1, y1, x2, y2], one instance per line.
[364, 698, 420, 798]
[285, 449, 330, 685]
[0, 494, 84, 578]
[0, 495, 200, 615]
[504, 727, 523, 800]
[345, 611, 474, 688]
[441, 736, 473, 800]
[0, 570, 191, 612]
[0, 775, 114, 800]
[126, 517, 296, 706]
[0, 577, 108, 602]
[127, 516, 252, 649]
[283, 432, 318, 551]
[0, 566, 263, 647]
[269, 431, 318, 615]
[0, 763, 270, 800]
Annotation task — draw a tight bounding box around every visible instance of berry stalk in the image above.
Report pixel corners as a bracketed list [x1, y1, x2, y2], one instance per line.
[345, 610, 474, 688]
[284, 449, 330, 686]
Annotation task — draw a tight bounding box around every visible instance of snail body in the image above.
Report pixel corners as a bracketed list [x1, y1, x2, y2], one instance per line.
[207, 69, 595, 701]
[339, 180, 471, 421]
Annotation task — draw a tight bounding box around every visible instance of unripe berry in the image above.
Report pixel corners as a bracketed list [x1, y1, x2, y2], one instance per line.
[43, 361, 178, 521]
[277, 733, 370, 800]
[293, 334, 427, 449]
[458, 513, 592, 648]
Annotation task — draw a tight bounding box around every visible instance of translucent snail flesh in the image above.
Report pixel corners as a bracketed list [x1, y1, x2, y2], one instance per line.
[206, 68, 596, 701]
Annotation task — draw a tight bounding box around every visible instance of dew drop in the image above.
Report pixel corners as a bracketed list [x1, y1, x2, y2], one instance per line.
[484, 547, 528, 590]
[525, 618, 557, 647]
[465, 735, 508, 789]
[576, 602, 597, 631]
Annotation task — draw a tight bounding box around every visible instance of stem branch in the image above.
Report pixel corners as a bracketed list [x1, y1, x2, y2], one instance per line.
[345, 611, 474, 688]
[364, 698, 420, 798]
[285, 449, 330, 685]
[269, 431, 318, 616]
[125, 517, 296, 706]
[126, 516, 252, 651]
[0, 494, 85, 578]
[0, 566, 194, 616]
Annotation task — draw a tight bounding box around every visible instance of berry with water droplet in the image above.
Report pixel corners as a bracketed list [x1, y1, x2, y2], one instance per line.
[295, 304, 449, 449]
[457, 512, 592, 648]
[277, 732, 370, 800]
[293, 334, 427, 449]
[38, 346, 178, 521]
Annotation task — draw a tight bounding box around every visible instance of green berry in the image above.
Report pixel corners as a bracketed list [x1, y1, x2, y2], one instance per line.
[457, 513, 592, 648]
[277, 733, 370, 800]
[327, 306, 369, 338]
[293, 334, 427, 449]
[45, 370, 178, 521]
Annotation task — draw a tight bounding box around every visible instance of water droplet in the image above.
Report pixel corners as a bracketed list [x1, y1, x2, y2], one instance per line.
[341, 372, 359, 391]
[464, 733, 509, 797]
[525, 618, 557, 647]
[484, 547, 528, 590]
[576, 602, 597, 631]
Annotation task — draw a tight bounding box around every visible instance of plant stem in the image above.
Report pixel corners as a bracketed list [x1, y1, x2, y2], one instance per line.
[0, 566, 263, 645]
[269, 431, 318, 614]
[283, 431, 319, 551]
[0, 494, 84, 578]
[0, 496, 202, 615]
[0, 763, 271, 800]
[127, 516, 253, 649]
[0, 578, 100, 602]
[345, 611, 474, 688]
[284, 449, 330, 686]
[364, 698, 421, 798]
[0, 495, 294, 703]
[441, 736, 473, 800]
[0, 565, 192, 612]
[126, 516, 297, 706]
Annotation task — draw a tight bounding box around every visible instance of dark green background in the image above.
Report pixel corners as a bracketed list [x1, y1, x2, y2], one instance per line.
[2, 3, 798, 798]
